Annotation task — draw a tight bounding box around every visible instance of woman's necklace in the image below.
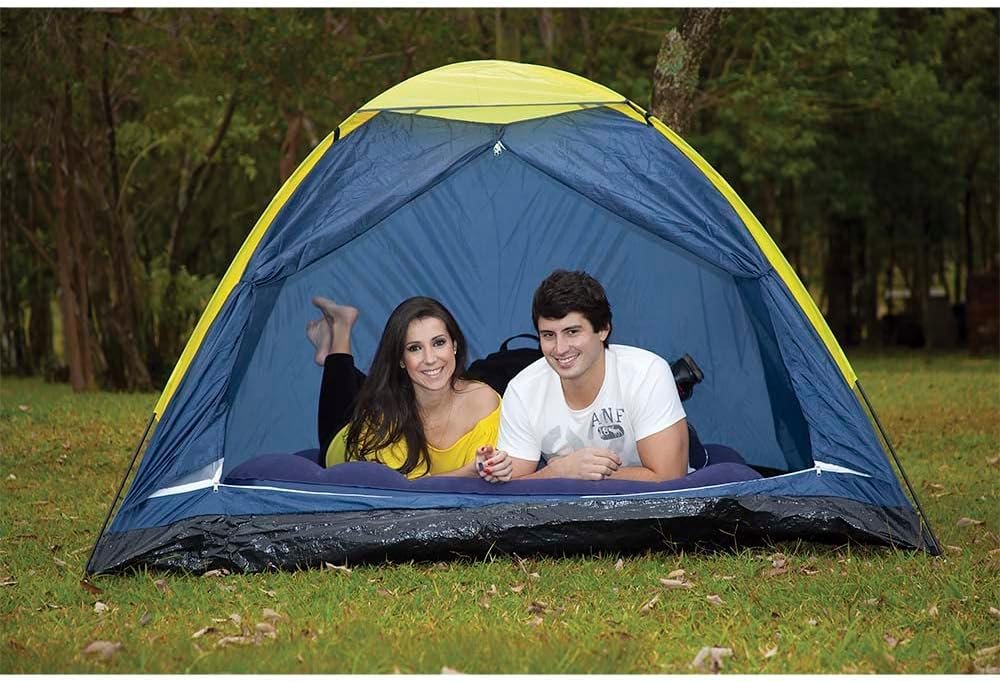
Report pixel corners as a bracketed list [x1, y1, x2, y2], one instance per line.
[421, 389, 456, 447]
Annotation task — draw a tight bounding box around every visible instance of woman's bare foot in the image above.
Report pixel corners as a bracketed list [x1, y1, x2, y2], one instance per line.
[306, 318, 333, 366]
[312, 297, 359, 355]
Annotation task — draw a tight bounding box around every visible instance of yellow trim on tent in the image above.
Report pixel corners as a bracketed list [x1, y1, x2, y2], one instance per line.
[639, 111, 858, 385]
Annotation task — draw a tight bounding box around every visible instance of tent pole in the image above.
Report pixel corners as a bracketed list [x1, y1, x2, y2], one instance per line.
[855, 380, 942, 556]
[83, 412, 156, 576]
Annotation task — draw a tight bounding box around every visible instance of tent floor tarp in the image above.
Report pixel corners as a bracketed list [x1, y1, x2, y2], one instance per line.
[90, 493, 923, 575]
[88, 460, 923, 575]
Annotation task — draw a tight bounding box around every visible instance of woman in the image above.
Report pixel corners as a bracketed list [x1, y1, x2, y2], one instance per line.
[306, 295, 512, 482]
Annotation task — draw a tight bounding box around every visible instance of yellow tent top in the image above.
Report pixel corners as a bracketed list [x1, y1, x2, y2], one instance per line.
[342, 60, 639, 127]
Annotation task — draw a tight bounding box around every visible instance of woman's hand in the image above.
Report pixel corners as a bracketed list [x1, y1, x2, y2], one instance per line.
[476, 445, 513, 483]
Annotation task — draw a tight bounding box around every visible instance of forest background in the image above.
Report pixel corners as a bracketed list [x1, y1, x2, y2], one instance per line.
[1, 7, 997, 393]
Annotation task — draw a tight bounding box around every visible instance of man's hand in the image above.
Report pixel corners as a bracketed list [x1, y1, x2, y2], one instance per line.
[539, 448, 622, 480]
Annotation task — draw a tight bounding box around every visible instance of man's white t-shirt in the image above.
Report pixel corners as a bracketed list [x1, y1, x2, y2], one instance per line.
[497, 344, 686, 468]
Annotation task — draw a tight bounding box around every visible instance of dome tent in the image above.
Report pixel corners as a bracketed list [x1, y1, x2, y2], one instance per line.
[86, 60, 938, 575]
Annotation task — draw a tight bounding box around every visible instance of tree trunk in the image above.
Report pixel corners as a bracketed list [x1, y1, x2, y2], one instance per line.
[650, 8, 727, 135]
[52, 92, 95, 392]
[858, 223, 879, 346]
[824, 217, 858, 346]
[279, 110, 303, 183]
[537, 9, 556, 63]
[575, 10, 593, 77]
[0, 216, 30, 375]
[494, 8, 521, 61]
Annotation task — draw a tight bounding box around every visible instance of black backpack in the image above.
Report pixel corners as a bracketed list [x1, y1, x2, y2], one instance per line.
[465, 334, 542, 395]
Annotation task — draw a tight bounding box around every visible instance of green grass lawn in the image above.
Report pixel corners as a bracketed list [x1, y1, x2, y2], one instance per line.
[1, 351, 997, 673]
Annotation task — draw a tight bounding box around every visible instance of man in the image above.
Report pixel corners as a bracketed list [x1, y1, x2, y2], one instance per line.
[497, 269, 697, 481]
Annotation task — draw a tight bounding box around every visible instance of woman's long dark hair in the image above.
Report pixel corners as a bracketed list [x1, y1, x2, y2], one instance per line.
[344, 296, 468, 476]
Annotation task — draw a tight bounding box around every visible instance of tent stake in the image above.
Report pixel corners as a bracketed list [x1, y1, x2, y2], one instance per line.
[855, 380, 941, 555]
[83, 412, 156, 576]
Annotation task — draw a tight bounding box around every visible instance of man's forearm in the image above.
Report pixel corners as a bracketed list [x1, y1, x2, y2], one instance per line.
[608, 465, 685, 482]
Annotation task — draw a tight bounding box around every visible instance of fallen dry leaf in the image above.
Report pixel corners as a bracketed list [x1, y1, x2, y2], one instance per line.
[884, 633, 899, 649]
[485, 584, 498, 596]
[191, 626, 216, 639]
[262, 608, 282, 622]
[93, 601, 109, 614]
[865, 597, 881, 606]
[509, 584, 525, 594]
[139, 611, 152, 626]
[989, 607, 1000, 618]
[945, 544, 963, 555]
[154, 579, 171, 595]
[230, 613, 242, 625]
[18, 405, 29, 412]
[528, 615, 544, 627]
[528, 572, 540, 580]
[976, 644, 1000, 658]
[987, 455, 999, 466]
[614, 558, 624, 571]
[659, 577, 693, 589]
[216, 636, 253, 648]
[202, 569, 230, 578]
[691, 646, 732, 673]
[53, 557, 68, 568]
[441, 666, 463, 674]
[255, 622, 277, 638]
[765, 565, 788, 578]
[800, 566, 820, 576]
[957, 517, 984, 527]
[7, 474, 16, 480]
[324, 562, 352, 575]
[763, 645, 778, 659]
[706, 594, 724, 606]
[927, 604, 939, 617]
[79, 579, 102, 595]
[260, 589, 276, 597]
[1, 579, 17, 587]
[639, 594, 660, 612]
[667, 568, 686, 579]
[718, 575, 735, 581]
[82, 640, 121, 660]
[527, 600, 548, 615]
[808, 618, 819, 626]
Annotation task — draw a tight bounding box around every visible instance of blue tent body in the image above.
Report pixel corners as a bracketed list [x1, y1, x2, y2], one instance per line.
[88, 62, 936, 575]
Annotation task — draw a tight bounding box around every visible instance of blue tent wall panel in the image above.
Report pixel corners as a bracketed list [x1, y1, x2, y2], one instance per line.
[221, 138, 801, 474]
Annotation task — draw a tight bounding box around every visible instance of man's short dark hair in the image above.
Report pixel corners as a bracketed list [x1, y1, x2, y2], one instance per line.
[531, 269, 612, 347]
